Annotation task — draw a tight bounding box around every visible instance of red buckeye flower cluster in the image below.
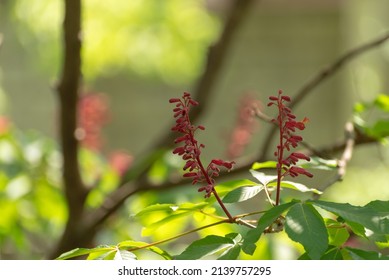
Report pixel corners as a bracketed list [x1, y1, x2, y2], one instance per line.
[268, 90, 313, 205]
[170, 92, 235, 198]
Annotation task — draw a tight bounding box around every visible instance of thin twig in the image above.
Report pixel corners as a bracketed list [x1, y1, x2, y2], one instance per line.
[313, 122, 355, 199]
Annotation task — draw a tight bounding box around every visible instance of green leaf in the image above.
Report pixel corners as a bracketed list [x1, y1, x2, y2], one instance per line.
[325, 219, 350, 246]
[312, 200, 389, 236]
[267, 181, 322, 194]
[251, 161, 277, 170]
[249, 170, 277, 186]
[242, 201, 298, 255]
[353, 102, 367, 114]
[134, 203, 176, 217]
[321, 247, 344, 260]
[374, 94, 389, 112]
[345, 247, 389, 260]
[118, 240, 172, 260]
[114, 250, 137, 260]
[175, 235, 235, 260]
[214, 179, 258, 198]
[218, 233, 242, 260]
[299, 246, 343, 260]
[88, 249, 117, 260]
[285, 202, 328, 259]
[134, 202, 209, 236]
[299, 156, 338, 171]
[367, 119, 389, 139]
[344, 220, 367, 238]
[222, 185, 264, 203]
[56, 246, 113, 260]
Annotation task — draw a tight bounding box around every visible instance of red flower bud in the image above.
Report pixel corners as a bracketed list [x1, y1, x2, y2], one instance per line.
[169, 98, 181, 103]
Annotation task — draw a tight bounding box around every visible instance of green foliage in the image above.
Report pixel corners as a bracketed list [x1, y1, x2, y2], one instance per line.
[243, 201, 298, 254]
[0, 128, 66, 258]
[175, 233, 242, 260]
[57, 240, 172, 260]
[353, 93, 389, 141]
[12, 0, 220, 84]
[284, 202, 328, 259]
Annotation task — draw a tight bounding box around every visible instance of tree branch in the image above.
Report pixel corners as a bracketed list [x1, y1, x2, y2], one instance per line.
[146, 0, 255, 152]
[314, 122, 355, 197]
[49, 0, 87, 259]
[259, 31, 389, 160]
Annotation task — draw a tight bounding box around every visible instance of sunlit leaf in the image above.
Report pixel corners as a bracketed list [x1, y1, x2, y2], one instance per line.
[285, 202, 328, 259]
[267, 181, 322, 194]
[56, 246, 113, 260]
[374, 94, 389, 112]
[312, 200, 389, 236]
[367, 119, 389, 139]
[251, 161, 277, 170]
[134, 202, 208, 218]
[118, 240, 172, 260]
[325, 219, 350, 246]
[222, 185, 264, 203]
[114, 249, 137, 260]
[299, 156, 338, 171]
[249, 170, 277, 186]
[175, 234, 235, 260]
[134, 202, 209, 237]
[214, 179, 258, 197]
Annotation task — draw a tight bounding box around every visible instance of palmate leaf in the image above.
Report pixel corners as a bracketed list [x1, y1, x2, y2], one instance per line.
[312, 200, 389, 237]
[242, 200, 298, 255]
[175, 233, 242, 260]
[285, 202, 328, 259]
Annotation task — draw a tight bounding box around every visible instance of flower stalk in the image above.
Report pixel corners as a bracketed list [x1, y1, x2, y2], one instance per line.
[268, 90, 313, 205]
[170, 92, 235, 221]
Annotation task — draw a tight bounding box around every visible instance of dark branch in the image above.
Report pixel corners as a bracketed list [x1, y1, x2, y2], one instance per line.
[50, 0, 87, 259]
[146, 0, 255, 151]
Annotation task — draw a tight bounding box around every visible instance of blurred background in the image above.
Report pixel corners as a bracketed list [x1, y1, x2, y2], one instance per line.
[0, 0, 388, 259]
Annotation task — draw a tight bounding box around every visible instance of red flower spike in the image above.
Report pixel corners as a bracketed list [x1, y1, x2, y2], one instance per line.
[170, 92, 234, 221]
[269, 89, 313, 206]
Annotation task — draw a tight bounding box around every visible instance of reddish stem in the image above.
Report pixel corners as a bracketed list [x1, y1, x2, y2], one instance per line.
[275, 99, 284, 206]
[195, 154, 234, 221]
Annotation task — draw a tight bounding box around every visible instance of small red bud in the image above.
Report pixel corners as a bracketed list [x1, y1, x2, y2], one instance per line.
[169, 98, 181, 103]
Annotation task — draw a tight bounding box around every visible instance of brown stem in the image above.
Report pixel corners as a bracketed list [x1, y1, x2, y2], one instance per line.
[275, 120, 283, 206]
[50, 0, 87, 259]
